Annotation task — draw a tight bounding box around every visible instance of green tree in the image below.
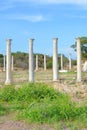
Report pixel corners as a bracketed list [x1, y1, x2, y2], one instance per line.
[71, 37, 87, 60]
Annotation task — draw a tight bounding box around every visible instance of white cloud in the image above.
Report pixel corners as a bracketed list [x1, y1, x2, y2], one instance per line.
[14, 15, 45, 22]
[1, 0, 87, 11]
[3, 0, 87, 5]
[1, 14, 46, 22]
[9, 0, 87, 5]
[9, 0, 87, 11]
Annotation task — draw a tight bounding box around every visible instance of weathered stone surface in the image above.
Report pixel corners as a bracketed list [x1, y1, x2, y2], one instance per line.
[29, 38, 34, 82]
[53, 38, 58, 81]
[83, 61, 87, 72]
[5, 39, 12, 85]
[76, 37, 82, 82]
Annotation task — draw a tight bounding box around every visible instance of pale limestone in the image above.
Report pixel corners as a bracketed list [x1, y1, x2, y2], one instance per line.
[36, 55, 39, 71]
[44, 54, 46, 71]
[29, 39, 34, 82]
[61, 54, 63, 70]
[76, 37, 82, 82]
[5, 39, 12, 85]
[53, 38, 58, 81]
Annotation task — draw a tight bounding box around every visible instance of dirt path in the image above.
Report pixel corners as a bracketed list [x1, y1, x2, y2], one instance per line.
[0, 121, 55, 130]
[0, 114, 55, 130]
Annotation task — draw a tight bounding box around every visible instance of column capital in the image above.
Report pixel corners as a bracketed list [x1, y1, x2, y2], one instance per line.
[29, 38, 34, 43]
[76, 37, 81, 42]
[6, 39, 12, 42]
[53, 38, 58, 44]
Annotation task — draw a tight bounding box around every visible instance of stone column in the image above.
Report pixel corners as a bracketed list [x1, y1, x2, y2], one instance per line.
[3, 55, 6, 71]
[36, 55, 39, 71]
[61, 54, 63, 70]
[29, 39, 34, 82]
[44, 54, 46, 71]
[76, 37, 81, 82]
[53, 38, 58, 81]
[69, 53, 72, 70]
[5, 39, 12, 85]
[11, 55, 14, 71]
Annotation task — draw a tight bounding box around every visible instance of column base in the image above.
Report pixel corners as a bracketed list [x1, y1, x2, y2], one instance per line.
[53, 79, 58, 82]
[77, 79, 82, 82]
[29, 79, 34, 82]
[5, 80, 12, 85]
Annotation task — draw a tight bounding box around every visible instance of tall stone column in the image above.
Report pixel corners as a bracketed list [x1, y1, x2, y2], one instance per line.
[3, 55, 6, 71]
[53, 38, 58, 81]
[5, 39, 12, 85]
[36, 55, 39, 71]
[61, 54, 63, 70]
[44, 54, 46, 71]
[29, 39, 34, 82]
[76, 37, 82, 82]
[69, 53, 72, 70]
[11, 55, 14, 71]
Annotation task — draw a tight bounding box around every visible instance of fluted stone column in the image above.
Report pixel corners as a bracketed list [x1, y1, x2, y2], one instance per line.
[44, 54, 46, 71]
[3, 55, 6, 71]
[76, 37, 82, 82]
[53, 38, 58, 81]
[69, 53, 72, 70]
[36, 55, 39, 71]
[29, 39, 34, 82]
[5, 39, 12, 85]
[11, 55, 14, 71]
[61, 54, 63, 70]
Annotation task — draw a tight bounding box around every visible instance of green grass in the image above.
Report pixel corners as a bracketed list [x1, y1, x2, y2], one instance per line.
[0, 83, 87, 129]
[0, 104, 8, 116]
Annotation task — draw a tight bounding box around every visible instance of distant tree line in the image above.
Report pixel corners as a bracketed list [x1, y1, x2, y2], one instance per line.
[0, 51, 76, 69]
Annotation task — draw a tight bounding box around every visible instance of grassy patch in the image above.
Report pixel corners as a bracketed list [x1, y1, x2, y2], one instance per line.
[0, 104, 8, 116]
[0, 83, 87, 129]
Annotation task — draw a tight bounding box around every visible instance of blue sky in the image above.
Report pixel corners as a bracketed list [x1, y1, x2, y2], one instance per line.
[0, 0, 87, 59]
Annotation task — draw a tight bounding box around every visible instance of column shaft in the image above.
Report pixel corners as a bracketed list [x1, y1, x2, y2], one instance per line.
[5, 39, 12, 85]
[44, 54, 46, 71]
[53, 38, 58, 81]
[12, 55, 14, 71]
[76, 38, 81, 82]
[69, 54, 71, 70]
[3, 55, 6, 71]
[36, 55, 39, 71]
[29, 39, 34, 82]
[61, 54, 63, 70]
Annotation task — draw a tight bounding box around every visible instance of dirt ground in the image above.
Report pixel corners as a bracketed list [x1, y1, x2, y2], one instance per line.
[0, 113, 56, 130]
